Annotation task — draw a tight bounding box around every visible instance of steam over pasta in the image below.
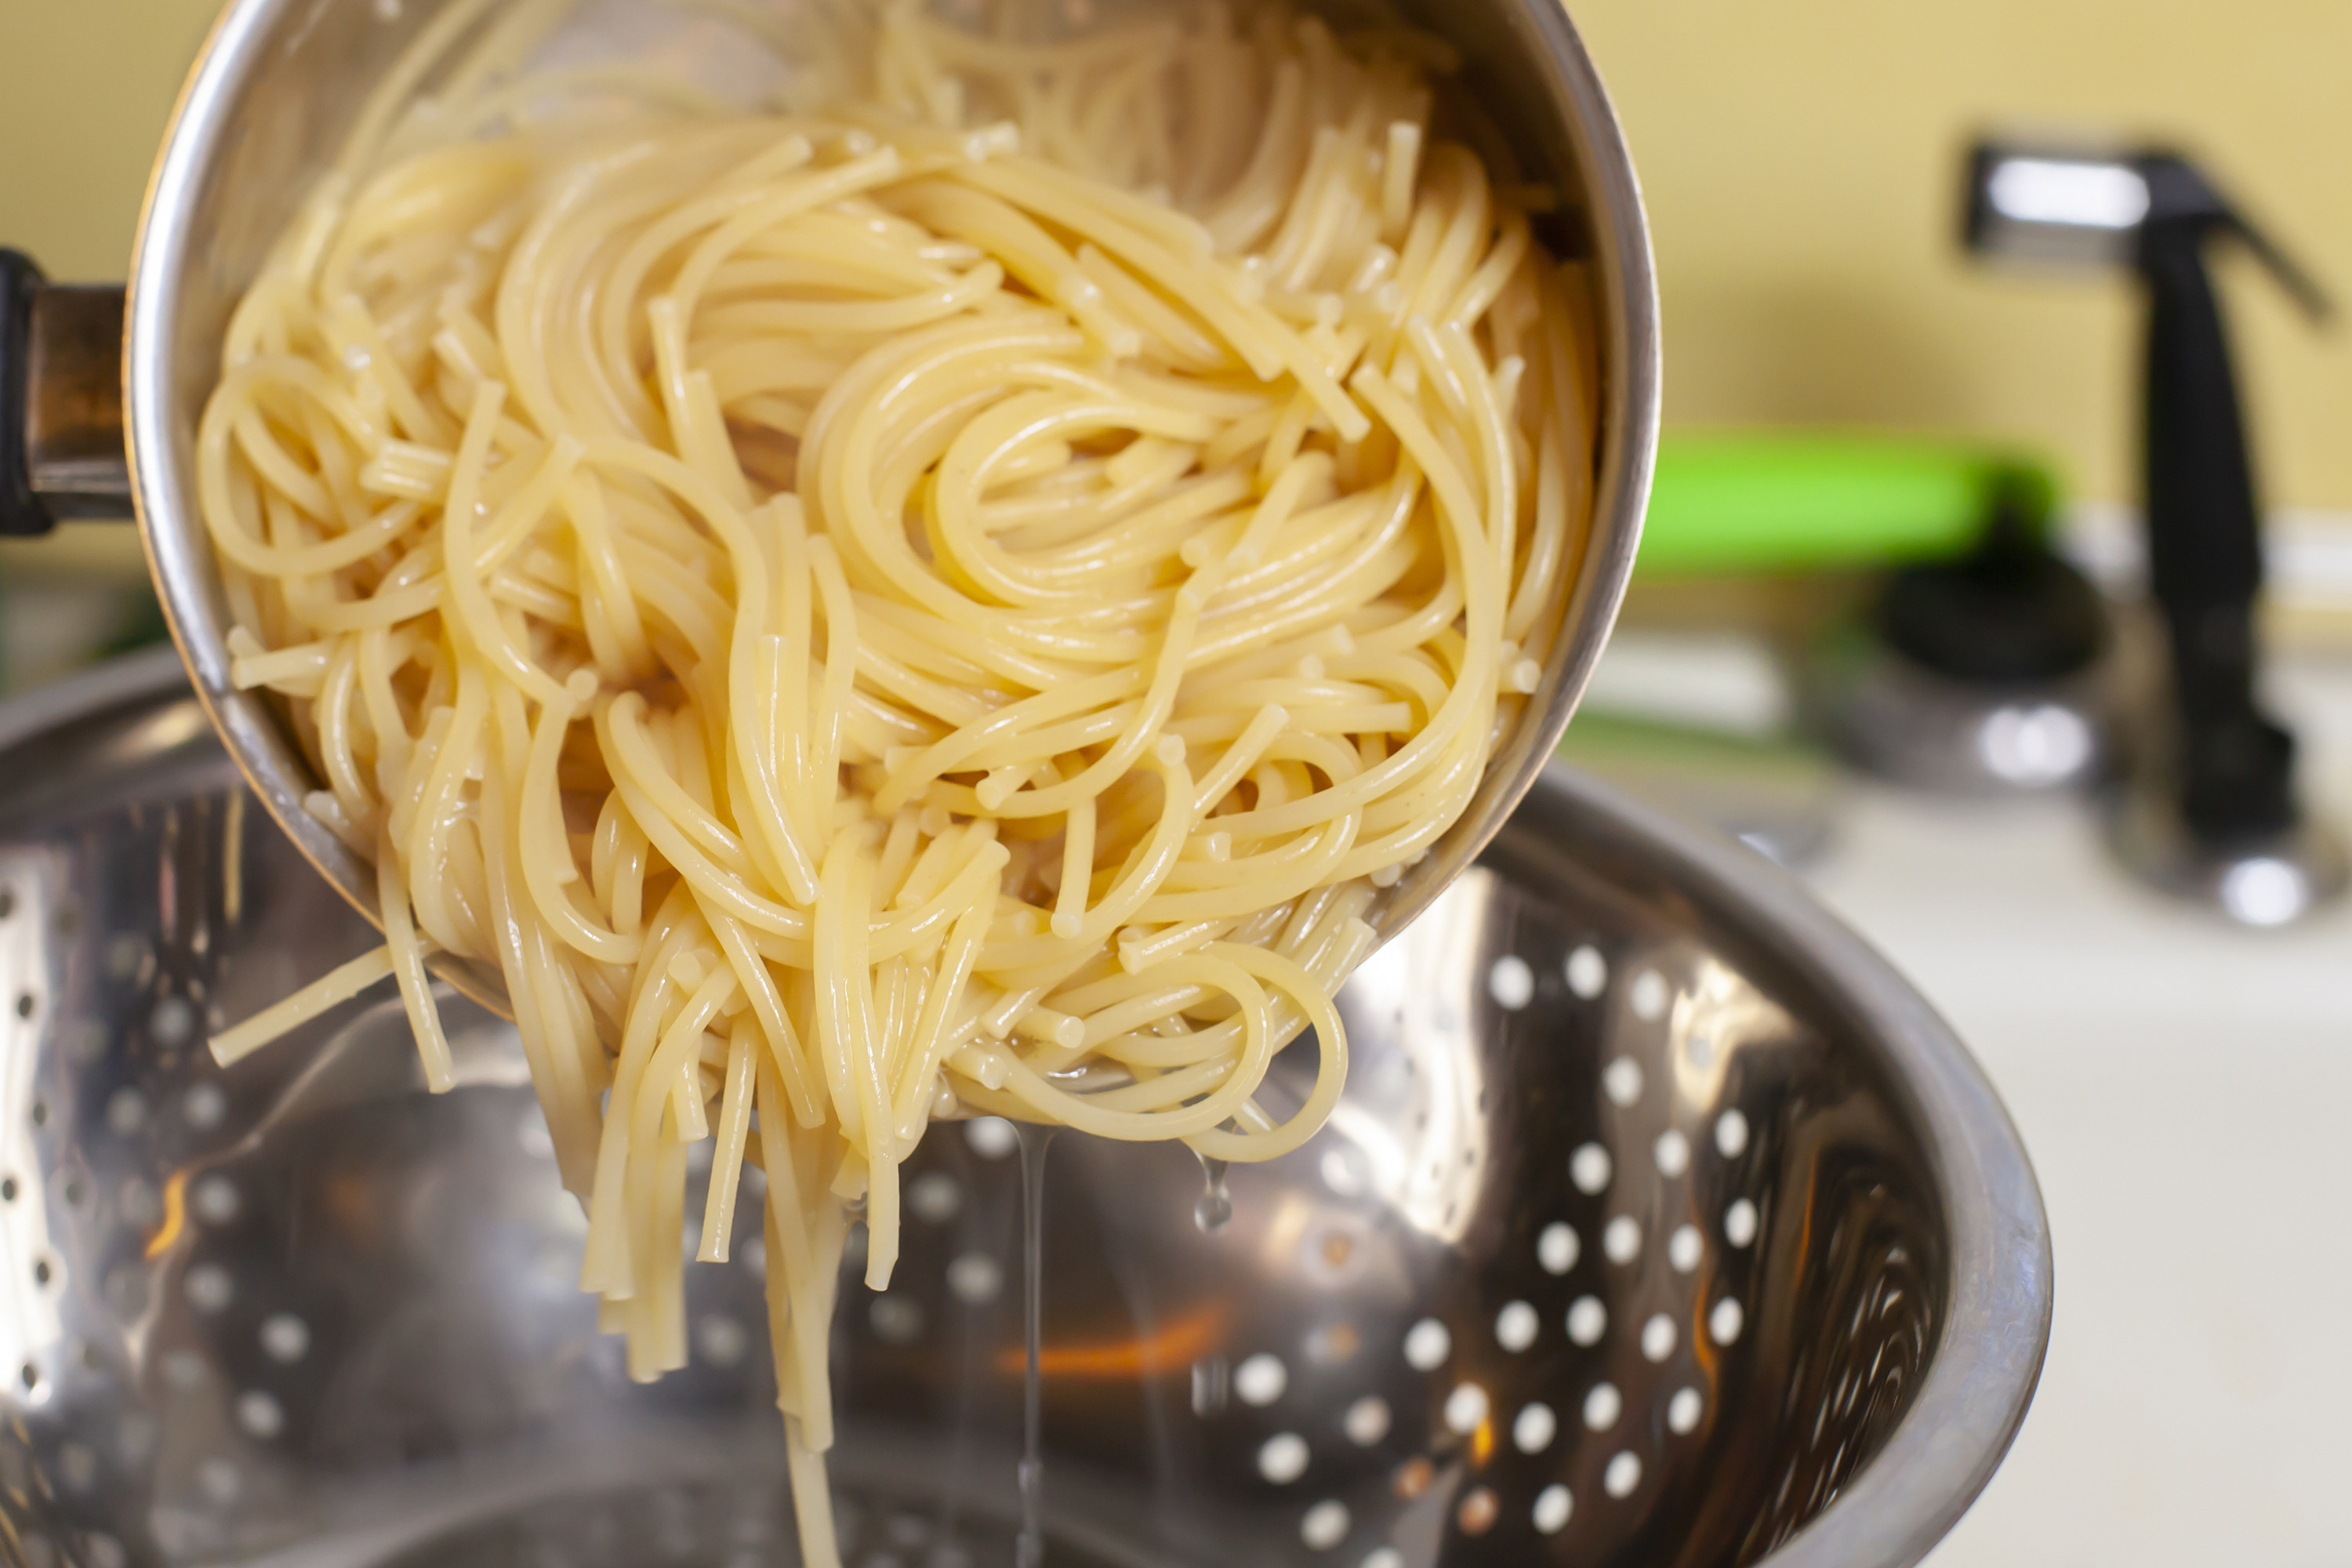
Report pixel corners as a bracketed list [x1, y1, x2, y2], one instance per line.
[198, 1, 1595, 1560]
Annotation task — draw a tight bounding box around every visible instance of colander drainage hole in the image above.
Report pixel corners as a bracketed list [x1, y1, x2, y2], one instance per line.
[1494, 1300, 1538, 1351]
[186, 1265, 233, 1313]
[1537, 1222, 1579, 1274]
[1566, 1297, 1606, 1346]
[906, 1171, 964, 1224]
[1668, 1387, 1704, 1434]
[1512, 1402, 1557, 1453]
[1602, 1058, 1642, 1105]
[1602, 1215, 1641, 1264]
[1402, 1318, 1450, 1370]
[946, 1253, 1002, 1305]
[1628, 971, 1669, 1021]
[1668, 1223, 1704, 1272]
[1300, 1500, 1349, 1551]
[1360, 1551, 1403, 1568]
[1725, 1198, 1759, 1247]
[1235, 1352, 1287, 1406]
[0, 1177, 16, 1203]
[869, 1295, 923, 1345]
[1716, 1109, 1751, 1157]
[185, 1083, 228, 1131]
[964, 1117, 1018, 1160]
[106, 1091, 146, 1136]
[1533, 1484, 1573, 1534]
[198, 1457, 240, 1506]
[193, 1177, 239, 1225]
[1569, 1144, 1611, 1194]
[1342, 1396, 1390, 1446]
[236, 1391, 284, 1439]
[1581, 1382, 1621, 1431]
[260, 1314, 310, 1363]
[1709, 1298, 1745, 1345]
[1487, 955, 1534, 1010]
[151, 996, 198, 1049]
[1603, 1452, 1642, 1498]
[1443, 1382, 1489, 1432]
[696, 1315, 749, 1367]
[103, 935, 146, 982]
[1457, 1487, 1498, 1534]
[1258, 1432, 1308, 1483]
[1565, 946, 1607, 1000]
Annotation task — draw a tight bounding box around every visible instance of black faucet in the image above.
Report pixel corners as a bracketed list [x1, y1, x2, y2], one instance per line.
[1963, 141, 2343, 923]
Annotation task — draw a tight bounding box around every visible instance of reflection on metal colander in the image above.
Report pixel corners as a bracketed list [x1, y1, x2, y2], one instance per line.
[0, 653, 2048, 1568]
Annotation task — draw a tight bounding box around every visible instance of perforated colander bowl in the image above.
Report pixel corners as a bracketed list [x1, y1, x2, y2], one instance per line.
[0, 652, 2048, 1568]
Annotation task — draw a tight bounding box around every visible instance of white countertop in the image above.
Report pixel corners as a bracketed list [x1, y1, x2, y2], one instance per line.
[1802, 660, 2352, 1563]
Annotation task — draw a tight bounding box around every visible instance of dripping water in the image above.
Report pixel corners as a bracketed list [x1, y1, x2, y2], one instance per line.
[1192, 1153, 1231, 1234]
[1014, 1122, 1058, 1568]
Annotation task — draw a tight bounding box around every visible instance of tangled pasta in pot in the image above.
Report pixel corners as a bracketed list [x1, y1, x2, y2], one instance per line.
[200, 1, 1596, 1559]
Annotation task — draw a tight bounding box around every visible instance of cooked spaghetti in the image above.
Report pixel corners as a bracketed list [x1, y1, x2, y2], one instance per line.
[198, 1, 1594, 1559]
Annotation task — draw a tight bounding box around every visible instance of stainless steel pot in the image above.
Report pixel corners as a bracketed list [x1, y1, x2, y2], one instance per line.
[0, 651, 2048, 1568]
[0, 0, 1662, 1008]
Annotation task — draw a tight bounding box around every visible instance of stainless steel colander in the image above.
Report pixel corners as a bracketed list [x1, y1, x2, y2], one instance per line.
[0, 652, 2048, 1568]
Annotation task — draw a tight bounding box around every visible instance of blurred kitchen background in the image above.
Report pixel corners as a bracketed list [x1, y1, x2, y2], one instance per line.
[4, 1, 2350, 1562]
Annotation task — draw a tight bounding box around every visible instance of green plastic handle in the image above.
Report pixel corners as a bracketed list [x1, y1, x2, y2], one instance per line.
[1636, 434, 2059, 578]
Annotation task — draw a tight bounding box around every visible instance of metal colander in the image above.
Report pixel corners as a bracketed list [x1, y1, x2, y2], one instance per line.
[0, 652, 2049, 1568]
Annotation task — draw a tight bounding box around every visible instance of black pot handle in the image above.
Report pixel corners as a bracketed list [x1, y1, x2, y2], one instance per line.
[1, 249, 132, 537]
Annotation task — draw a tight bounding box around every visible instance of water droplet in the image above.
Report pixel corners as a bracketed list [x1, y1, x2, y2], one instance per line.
[1194, 1154, 1232, 1233]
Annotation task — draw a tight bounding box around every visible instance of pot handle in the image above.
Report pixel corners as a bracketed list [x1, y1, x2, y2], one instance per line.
[2, 250, 132, 536]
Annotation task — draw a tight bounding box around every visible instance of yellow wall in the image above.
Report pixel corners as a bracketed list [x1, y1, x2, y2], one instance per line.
[0, 1, 226, 276]
[2, 0, 2348, 511]
[1573, 0, 2352, 512]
